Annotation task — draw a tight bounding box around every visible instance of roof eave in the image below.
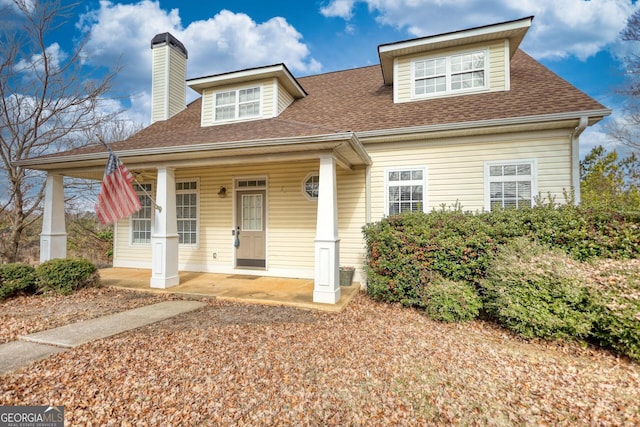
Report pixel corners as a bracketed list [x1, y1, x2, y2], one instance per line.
[15, 132, 368, 171]
[187, 63, 307, 98]
[356, 108, 611, 142]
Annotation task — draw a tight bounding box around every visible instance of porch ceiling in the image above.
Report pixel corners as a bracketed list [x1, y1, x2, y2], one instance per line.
[15, 133, 371, 179]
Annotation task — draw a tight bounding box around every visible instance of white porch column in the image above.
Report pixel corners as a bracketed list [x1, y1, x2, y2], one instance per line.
[313, 155, 341, 304]
[40, 173, 67, 262]
[150, 167, 179, 288]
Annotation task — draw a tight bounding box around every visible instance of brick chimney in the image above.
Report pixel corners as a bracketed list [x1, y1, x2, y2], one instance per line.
[150, 33, 188, 124]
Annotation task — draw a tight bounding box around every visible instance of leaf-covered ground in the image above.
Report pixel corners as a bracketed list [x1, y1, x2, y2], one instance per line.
[1, 290, 639, 426]
[0, 287, 180, 344]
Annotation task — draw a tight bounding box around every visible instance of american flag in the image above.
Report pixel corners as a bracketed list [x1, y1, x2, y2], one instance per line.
[96, 149, 142, 225]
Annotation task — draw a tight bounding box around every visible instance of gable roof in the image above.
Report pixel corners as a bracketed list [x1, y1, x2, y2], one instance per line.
[378, 16, 534, 85]
[17, 49, 609, 172]
[187, 63, 307, 98]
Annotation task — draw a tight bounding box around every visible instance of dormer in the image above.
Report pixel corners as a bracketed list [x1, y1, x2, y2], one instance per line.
[187, 64, 307, 127]
[378, 16, 533, 104]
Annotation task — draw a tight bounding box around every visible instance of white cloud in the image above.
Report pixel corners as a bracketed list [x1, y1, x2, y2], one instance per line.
[182, 11, 321, 79]
[77, 1, 320, 126]
[15, 42, 66, 74]
[320, 0, 357, 20]
[580, 122, 619, 158]
[320, 0, 638, 61]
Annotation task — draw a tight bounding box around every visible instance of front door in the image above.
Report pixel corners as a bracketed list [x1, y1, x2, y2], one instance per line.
[236, 190, 266, 268]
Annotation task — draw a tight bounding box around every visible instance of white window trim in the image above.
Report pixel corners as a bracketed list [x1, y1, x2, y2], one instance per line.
[176, 178, 200, 248]
[302, 172, 319, 201]
[411, 48, 489, 99]
[212, 84, 263, 124]
[384, 166, 428, 216]
[130, 182, 153, 246]
[484, 159, 537, 212]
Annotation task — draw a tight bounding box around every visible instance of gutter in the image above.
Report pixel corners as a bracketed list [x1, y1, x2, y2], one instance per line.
[570, 116, 589, 205]
[355, 109, 611, 141]
[15, 132, 358, 167]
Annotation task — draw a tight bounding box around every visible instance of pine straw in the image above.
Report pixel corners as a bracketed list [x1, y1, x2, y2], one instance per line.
[1, 292, 639, 426]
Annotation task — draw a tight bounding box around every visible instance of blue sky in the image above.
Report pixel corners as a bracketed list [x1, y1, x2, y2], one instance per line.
[9, 0, 640, 155]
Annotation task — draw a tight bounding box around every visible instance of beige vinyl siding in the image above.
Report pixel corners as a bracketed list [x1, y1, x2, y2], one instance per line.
[277, 82, 295, 115]
[336, 166, 367, 271]
[167, 47, 187, 118]
[367, 131, 572, 221]
[150, 47, 167, 123]
[200, 78, 275, 126]
[488, 41, 507, 91]
[395, 41, 507, 103]
[262, 82, 275, 117]
[113, 216, 152, 266]
[114, 161, 366, 277]
[150, 46, 186, 123]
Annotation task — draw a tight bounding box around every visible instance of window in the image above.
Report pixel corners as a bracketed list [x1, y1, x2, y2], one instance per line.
[386, 168, 426, 215]
[242, 194, 263, 231]
[485, 160, 536, 211]
[214, 86, 261, 122]
[303, 174, 319, 200]
[176, 180, 198, 245]
[414, 50, 486, 97]
[131, 183, 153, 244]
[237, 179, 266, 188]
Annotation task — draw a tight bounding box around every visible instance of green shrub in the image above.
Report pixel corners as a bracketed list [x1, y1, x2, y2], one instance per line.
[481, 204, 640, 261]
[593, 303, 640, 362]
[36, 258, 100, 295]
[421, 275, 482, 322]
[480, 238, 597, 340]
[0, 263, 37, 300]
[363, 210, 499, 307]
[586, 261, 640, 362]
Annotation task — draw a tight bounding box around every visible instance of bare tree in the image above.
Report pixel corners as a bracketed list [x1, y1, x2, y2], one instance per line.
[0, 0, 121, 263]
[609, 9, 640, 151]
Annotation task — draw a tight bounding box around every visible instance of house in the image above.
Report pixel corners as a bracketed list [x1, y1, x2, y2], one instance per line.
[18, 16, 610, 304]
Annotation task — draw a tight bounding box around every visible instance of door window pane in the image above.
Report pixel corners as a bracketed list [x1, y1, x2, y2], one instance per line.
[242, 194, 263, 231]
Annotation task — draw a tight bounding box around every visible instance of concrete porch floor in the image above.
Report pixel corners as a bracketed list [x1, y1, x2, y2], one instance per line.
[99, 268, 360, 312]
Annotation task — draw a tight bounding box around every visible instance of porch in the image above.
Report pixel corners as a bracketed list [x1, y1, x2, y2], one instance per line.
[100, 268, 360, 312]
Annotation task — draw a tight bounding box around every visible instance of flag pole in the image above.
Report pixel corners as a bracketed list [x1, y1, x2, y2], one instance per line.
[97, 136, 162, 212]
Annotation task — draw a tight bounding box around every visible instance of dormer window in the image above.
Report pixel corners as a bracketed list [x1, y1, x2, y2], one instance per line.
[214, 86, 261, 122]
[413, 50, 487, 97]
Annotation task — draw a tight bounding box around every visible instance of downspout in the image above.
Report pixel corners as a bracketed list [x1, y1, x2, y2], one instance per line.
[365, 165, 371, 224]
[571, 116, 589, 205]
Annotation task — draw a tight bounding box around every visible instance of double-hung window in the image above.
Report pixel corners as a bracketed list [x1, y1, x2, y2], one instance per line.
[176, 180, 198, 245]
[131, 183, 153, 244]
[214, 86, 261, 122]
[485, 160, 536, 211]
[414, 50, 486, 97]
[386, 168, 427, 215]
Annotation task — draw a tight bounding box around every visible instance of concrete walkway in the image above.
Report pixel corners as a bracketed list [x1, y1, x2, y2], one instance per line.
[0, 300, 205, 375]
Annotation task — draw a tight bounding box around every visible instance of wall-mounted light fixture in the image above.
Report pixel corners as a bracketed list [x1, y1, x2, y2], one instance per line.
[217, 186, 227, 197]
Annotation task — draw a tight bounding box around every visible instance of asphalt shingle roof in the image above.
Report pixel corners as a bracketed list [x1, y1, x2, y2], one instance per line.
[40, 49, 607, 159]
